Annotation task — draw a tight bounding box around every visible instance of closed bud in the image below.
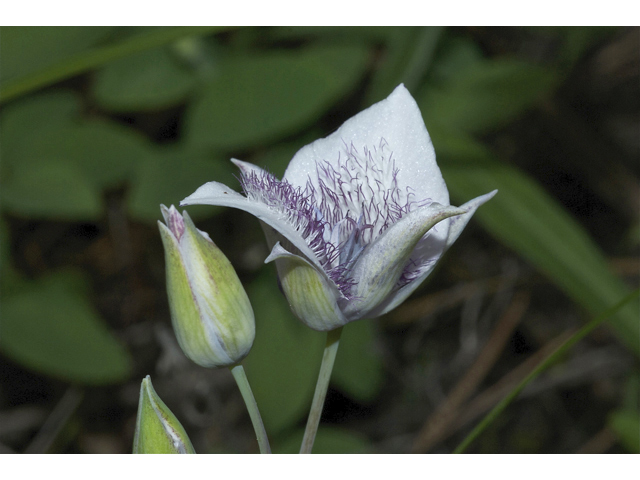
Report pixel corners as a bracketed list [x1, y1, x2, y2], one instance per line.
[133, 376, 195, 454]
[158, 204, 255, 368]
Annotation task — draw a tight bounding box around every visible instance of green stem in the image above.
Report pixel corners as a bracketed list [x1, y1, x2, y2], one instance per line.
[230, 364, 271, 454]
[300, 326, 343, 454]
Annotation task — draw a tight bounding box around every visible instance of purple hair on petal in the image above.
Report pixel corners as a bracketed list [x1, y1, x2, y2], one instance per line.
[238, 137, 435, 300]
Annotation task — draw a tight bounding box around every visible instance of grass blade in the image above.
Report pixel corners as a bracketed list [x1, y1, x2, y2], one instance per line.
[453, 288, 639, 453]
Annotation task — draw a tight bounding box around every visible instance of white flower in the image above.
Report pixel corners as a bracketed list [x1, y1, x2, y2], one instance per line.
[181, 85, 496, 331]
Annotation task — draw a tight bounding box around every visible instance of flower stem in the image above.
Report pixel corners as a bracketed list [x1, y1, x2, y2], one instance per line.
[230, 364, 271, 454]
[300, 326, 343, 454]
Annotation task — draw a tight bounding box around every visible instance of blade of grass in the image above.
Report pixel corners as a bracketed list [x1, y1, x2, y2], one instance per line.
[411, 292, 530, 453]
[453, 288, 639, 454]
[0, 26, 228, 104]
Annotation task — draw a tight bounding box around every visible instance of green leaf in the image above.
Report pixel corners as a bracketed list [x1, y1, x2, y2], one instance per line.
[0, 26, 227, 104]
[93, 47, 197, 111]
[185, 44, 370, 150]
[274, 427, 371, 454]
[2, 108, 158, 220]
[333, 320, 384, 402]
[242, 271, 324, 436]
[421, 59, 558, 135]
[609, 410, 640, 453]
[432, 129, 640, 355]
[1, 157, 102, 220]
[0, 270, 132, 384]
[0, 90, 81, 160]
[127, 146, 235, 222]
[0, 26, 114, 84]
[7, 120, 156, 190]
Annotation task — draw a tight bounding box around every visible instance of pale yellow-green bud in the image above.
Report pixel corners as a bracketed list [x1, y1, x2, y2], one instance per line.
[158, 205, 255, 368]
[133, 376, 195, 454]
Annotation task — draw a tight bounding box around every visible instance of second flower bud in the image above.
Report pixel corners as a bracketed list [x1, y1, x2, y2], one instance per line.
[159, 205, 255, 368]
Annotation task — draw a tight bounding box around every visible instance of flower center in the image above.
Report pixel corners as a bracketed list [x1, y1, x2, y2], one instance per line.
[240, 138, 430, 298]
[315, 138, 425, 253]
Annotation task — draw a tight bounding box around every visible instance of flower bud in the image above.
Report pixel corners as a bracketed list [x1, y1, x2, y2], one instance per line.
[133, 376, 195, 454]
[158, 205, 255, 368]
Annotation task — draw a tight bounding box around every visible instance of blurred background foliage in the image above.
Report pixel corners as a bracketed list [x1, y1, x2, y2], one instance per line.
[0, 26, 638, 453]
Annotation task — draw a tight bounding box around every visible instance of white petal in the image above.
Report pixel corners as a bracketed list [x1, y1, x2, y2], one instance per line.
[283, 84, 449, 208]
[230, 158, 269, 177]
[180, 181, 323, 270]
[369, 190, 498, 317]
[160, 204, 171, 226]
[444, 190, 497, 250]
[341, 202, 465, 320]
[265, 242, 348, 331]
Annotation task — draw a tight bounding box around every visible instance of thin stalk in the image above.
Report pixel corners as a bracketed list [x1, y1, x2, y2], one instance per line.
[300, 326, 343, 454]
[230, 364, 271, 454]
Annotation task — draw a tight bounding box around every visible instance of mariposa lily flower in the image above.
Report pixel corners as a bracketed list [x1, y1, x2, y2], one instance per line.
[181, 84, 496, 331]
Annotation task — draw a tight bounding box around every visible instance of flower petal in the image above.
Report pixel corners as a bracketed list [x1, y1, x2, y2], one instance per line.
[180, 181, 323, 270]
[369, 190, 498, 317]
[230, 157, 269, 177]
[265, 242, 348, 331]
[283, 84, 449, 208]
[444, 190, 498, 250]
[341, 202, 466, 320]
